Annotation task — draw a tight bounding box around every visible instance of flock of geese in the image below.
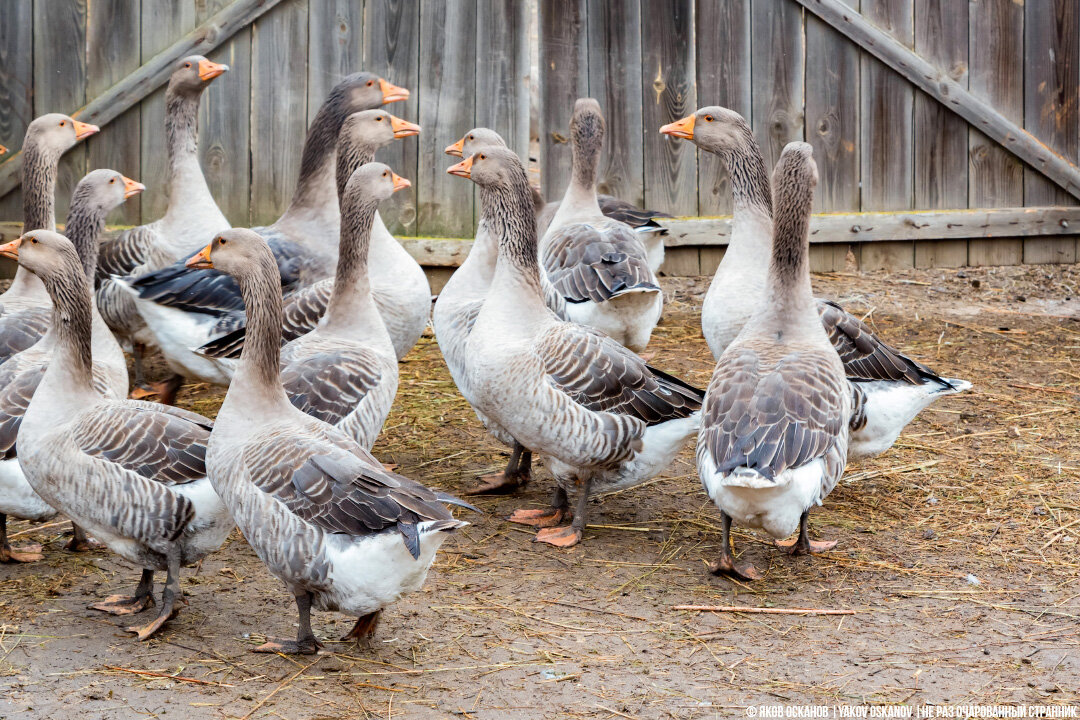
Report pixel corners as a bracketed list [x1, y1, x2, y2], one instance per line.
[0, 57, 971, 653]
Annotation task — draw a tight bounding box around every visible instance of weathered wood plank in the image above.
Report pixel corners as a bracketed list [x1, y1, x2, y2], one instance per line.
[699, 246, 726, 275]
[658, 247, 700, 276]
[641, 0, 696, 215]
[477, 0, 531, 158]
[307, 0, 364, 128]
[805, 5, 859, 212]
[914, 240, 967, 268]
[660, 206, 1080, 246]
[1023, 238, 1077, 265]
[250, 0, 309, 226]
[968, 0, 1023, 208]
[586, 0, 643, 206]
[0, 0, 34, 219]
[695, 0, 751, 216]
[87, 0, 142, 225]
[968, 237, 1022, 267]
[538, 0, 588, 200]
[34, 0, 87, 222]
[417, 0, 476, 237]
[810, 243, 860, 272]
[750, 0, 805, 173]
[798, 0, 1080, 201]
[1023, 0, 1079, 207]
[364, 0, 421, 234]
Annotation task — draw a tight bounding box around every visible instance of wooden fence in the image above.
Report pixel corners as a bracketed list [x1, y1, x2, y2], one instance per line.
[1, 0, 1079, 273]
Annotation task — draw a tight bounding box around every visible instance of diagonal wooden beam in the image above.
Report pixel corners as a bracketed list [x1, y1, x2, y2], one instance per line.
[0, 0, 285, 198]
[795, 0, 1080, 201]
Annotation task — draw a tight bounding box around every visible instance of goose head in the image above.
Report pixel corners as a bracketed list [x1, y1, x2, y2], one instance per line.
[341, 110, 421, 151]
[333, 73, 410, 117]
[0, 230, 82, 281]
[772, 142, 818, 201]
[345, 162, 411, 206]
[660, 106, 754, 155]
[570, 98, 605, 152]
[185, 228, 274, 276]
[169, 55, 229, 95]
[444, 127, 506, 157]
[24, 114, 99, 158]
[447, 146, 526, 189]
[0, 144, 7, 155]
[73, 169, 145, 219]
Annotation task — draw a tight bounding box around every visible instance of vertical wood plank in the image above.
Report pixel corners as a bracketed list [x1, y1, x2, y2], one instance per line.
[587, 0, 643, 205]
[417, 0, 476, 237]
[641, 0, 696, 216]
[307, 0, 364, 128]
[477, 0, 531, 158]
[539, 0, 588, 200]
[805, 3, 859, 212]
[0, 0, 34, 220]
[198, 0, 251, 227]
[695, 0, 751, 216]
[86, 0, 141, 225]
[750, 0, 805, 175]
[364, 0, 420, 234]
[915, 239, 967, 268]
[968, 237, 1021, 267]
[658, 246, 699, 276]
[1024, 237, 1077, 264]
[34, 0, 87, 223]
[251, 0, 309, 226]
[968, 0, 1023, 211]
[862, 241, 914, 270]
[699, 245, 726, 275]
[1024, 0, 1079, 207]
[810, 243, 861, 272]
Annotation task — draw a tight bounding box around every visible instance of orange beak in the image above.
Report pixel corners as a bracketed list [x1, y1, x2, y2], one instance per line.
[389, 115, 421, 138]
[0, 145, 7, 156]
[121, 175, 146, 199]
[73, 120, 99, 141]
[379, 78, 409, 104]
[660, 114, 695, 140]
[185, 243, 214, 270]
[391, 172, 411, 192]
[197, 58, 229, 82]
[446, 155, 474, 179]
[444, 137, 465, 157]
[0, 237, 22, 261]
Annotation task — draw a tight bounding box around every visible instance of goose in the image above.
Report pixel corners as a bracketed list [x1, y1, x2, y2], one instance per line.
[439, 127, 568, 494]
[0, 114, 99, 365]
[662, 107, 972, 459]
[0, 169, 142, 562]
[1, 230, 231, 640]
[697, 143, 854, 581]
[119, 73, 410, 403]
[447, 147, 702, 547]
[194, 110, 426, 364]
[542, 99, 662, 353]
[95, 56, 230, 390]
[186, 228, 469, 654]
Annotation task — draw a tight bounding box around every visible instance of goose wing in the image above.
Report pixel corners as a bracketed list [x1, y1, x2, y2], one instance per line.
[543, 223, 660, 304]
[96, 225, 158, 281]
[0, 307, 51, 364]
[281, 347, 387, 426]
[197, 281, 331, 359]
[701, 347, 847, 481]
[597, 194, 672, 233]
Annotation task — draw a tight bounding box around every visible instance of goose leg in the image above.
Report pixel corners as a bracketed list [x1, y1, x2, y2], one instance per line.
[132, 342, 148, 388]
[254, 591, 322, 655]
[508, 486, 570, 527]
[130, 374, 183, 405]
[341, 609, 381, 644]
[776, 510, 837, 556]
[127, 547, 183, 641]
[466, 443, 532, 495]
[65, 522, 97, 552]
[0, 513, 43, 563]
[709, 512, 761, 581]
[90, 568, 155, 615]
[534, 478, 591, 547]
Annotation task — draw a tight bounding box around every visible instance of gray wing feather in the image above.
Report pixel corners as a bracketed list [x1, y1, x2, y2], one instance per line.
[281, 349, 385, 427]
[543, 223, 659, 304]
[0, 307, 51, 364]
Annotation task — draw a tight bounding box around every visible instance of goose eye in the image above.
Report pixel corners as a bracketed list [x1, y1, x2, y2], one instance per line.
[184, 62, 191, 68]
[367, 80, 374, 87]
[109, 178, 116, 184]
[479, 154, 486, 160]
[375, 116, 382, 122]
[218, 238, 226, 245]
[383, 171, 388, 177]
[59, 120, 66, 127]
[704, 115, 714, 122]
[30, 238, 38, 244]
[468, 134, 473, 140]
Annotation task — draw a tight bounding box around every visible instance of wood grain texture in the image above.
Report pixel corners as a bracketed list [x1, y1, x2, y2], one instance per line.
[805, 5, 859, 212]
[86, 0, 142, 225]
[915, 240, 967, 268]
[364, 0, 421, 234]
[810, 243, 860, 272]
[968, 0, 1023, 208]
[251, 0, 309, 226]
[586, 0, 643, 205]
[34, 0, 87, 222]
[307, 0, 365, 128]
[750, 0, 806, 173]
[417, 0, 476, 237]
[695, 0, 751, 216]
[538, 0, 588, 200]
[1023, 0, 1079, 207]
[658, 246, 699, 276]
[968, 237, 1021, 267]
[641, 0, 696, 215]
[477, 0, 531, 158]
[0, 0, 34, 219]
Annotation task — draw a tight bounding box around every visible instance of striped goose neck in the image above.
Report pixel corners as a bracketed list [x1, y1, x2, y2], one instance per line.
[164, 89, 201, 176]
[326, 191, 378, 323]
[287, 87, 357, 214]
[236, 252, 286, 389]
[335, 140, 376, 203]
[483, 172, 543, 292]
[565, 110, 603, 208]
[766, 167, 814, 309]
[63, 190, 109, 281]
[712, 124, 772, 217]
[21, 142, 60, 232]
[42, 256, 95, 385]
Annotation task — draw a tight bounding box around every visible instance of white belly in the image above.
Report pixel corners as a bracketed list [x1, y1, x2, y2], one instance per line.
[0, 459, 56, 521]
[563, 290, 662, 353]
[700, 458, 827, 539]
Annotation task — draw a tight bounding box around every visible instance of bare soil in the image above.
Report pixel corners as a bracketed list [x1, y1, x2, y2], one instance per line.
[1, 264, 1078, 719]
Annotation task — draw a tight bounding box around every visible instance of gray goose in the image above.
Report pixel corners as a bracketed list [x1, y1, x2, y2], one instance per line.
[696, 143, 851, 581]
[447, 147, 701, 547]
[0, 169, 142, 562]
[1, 230, 230, 641]
[120, 73, 410, 404]
[95, 56, 229, 390]
[542, 99, 662, 353]
[188, 228, 468, 654]
[663, 107, 971, 459]
[0, 114, 98, 364]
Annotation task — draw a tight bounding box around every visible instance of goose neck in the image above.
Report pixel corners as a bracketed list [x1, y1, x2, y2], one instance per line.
[725, 142, 773, 221]
[63, 199, 107, 281]
[21, 142, 59, 232]
[323, 195, 377, 332]
[335, 140, 377, 203]
[42, 266, 96, 389]
[762, 183, 814, 321]
[235, 253, 289, 396]
[482, 179, 547, 314]
[282, 102, 344, 222]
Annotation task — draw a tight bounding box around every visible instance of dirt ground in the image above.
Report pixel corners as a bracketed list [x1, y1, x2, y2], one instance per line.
[1, 264, 1078, 719]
